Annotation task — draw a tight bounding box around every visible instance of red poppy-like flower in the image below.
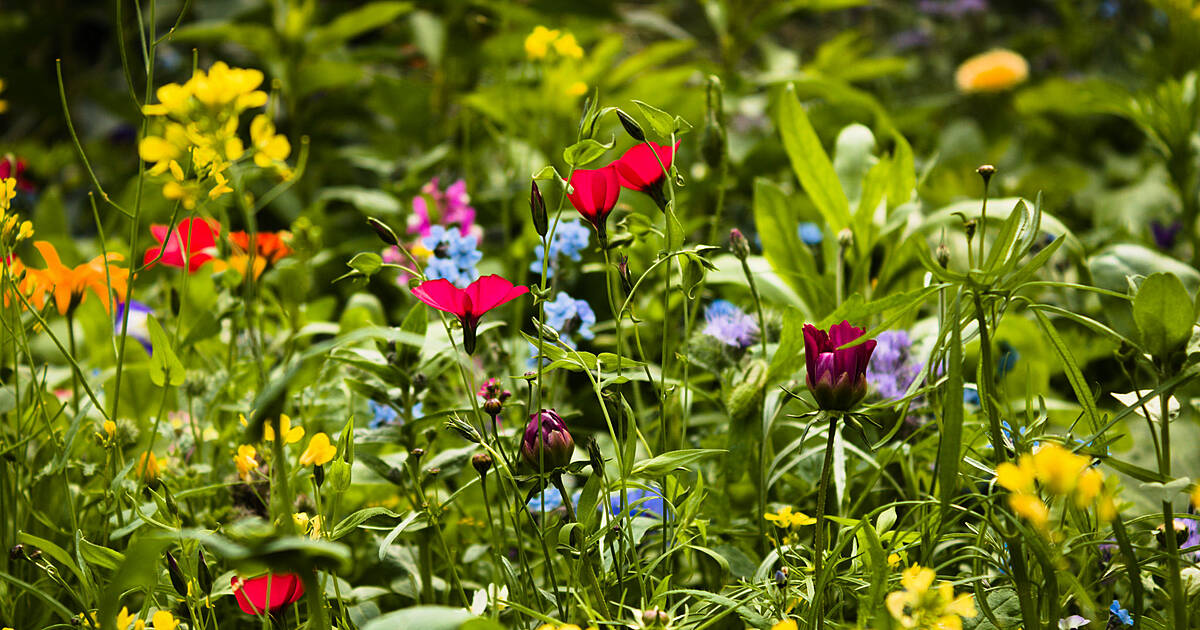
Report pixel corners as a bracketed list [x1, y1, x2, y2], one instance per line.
[0, 156, 34, 192]
[231, 572, 305, 615]
[613, 141, 679, 210]
[565, 165, 620, 244]
[803, 320, 877, 412]
[230, 230, 292, 264]
[144, 218, 220, 272]
[411, 274, 529, 354]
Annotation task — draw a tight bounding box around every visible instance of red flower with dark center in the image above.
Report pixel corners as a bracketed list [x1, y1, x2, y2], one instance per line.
[613, 141, 679, 210]
[411, 274, 529, 354]
[231, 573, 305, 616]
[565, 165, 620, 244]
[144, 218, 220, 272]
[0, 156, 34, 192]
[803, 320, 876, 412]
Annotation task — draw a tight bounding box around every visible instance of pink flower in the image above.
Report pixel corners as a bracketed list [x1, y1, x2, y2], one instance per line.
[411, 274, 529, 354]
[803, 321, 877, 411]
[231, 573, 305, 616]
[144, 218, 220, 272]
[565, 165, 620, 244]
[407, 178, 477, 238]
[613, 141, 679, 210]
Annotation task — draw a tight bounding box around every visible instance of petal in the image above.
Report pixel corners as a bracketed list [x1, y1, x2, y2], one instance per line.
[464, 274, 530, 317]
[614, 141, 678, 191]
[566, 166, 620, 220]
[411, 278, 468, 318]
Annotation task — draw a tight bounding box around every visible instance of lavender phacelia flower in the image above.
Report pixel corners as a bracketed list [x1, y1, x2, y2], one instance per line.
[864, 330, 923, 401]
[702, 300, 759, 349]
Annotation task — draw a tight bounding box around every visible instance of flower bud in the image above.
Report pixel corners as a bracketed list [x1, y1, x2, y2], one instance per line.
[617, 255, 633, 294]
[936, 244, 950, 269]
[617, 110, 646, 143]
[367, 217, 399, 246]
[411, 448, 425, 461]
[197, 547, 213, 594]
[521, 409, 575, 473]
[10, 544, 25, 561]
[964, 219, 977, 241]
[803, 321, 877, 411]
[729, 228, 750, 261]
[166, 551, 188, 596]
[530, 180, 548, 237]
[483, 398, 503, 418]
[328, 458, 352, 492]
[837, 228, 854, 250]
[976, 163, 995, 185]
[472, 452, 493, 477]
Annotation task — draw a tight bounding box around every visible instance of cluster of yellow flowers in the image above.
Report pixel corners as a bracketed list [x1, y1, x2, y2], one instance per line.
[524, 26, 583, 60]
[995, 443, 1116, 528]
[139, 62, 291, 210]
[292, 511, 323, 539]
[886, 565, 977, 630]
[764, 505, 815, 545]
[0, 176, 33, 246]
[233, 414, 337, 481]
[115, 607, 179, 630]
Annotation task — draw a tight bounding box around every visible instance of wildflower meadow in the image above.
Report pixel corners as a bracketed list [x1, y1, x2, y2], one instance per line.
[5, 1, 1200, 629]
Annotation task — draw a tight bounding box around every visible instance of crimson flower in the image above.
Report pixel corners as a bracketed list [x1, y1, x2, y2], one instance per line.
[803, 320, 876, 412]
[411, 274, 529, 354]
[144, 218, 220, 272]
[0, 156, 34, 192]
[565, 165, 620, 244]
[231, 573, 305, 615]
[613, 141, 679, 210]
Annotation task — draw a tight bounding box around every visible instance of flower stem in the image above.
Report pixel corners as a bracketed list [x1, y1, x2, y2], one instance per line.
[810, 413, 837, 630]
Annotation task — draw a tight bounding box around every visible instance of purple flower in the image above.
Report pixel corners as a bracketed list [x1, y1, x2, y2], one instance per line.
[865, 330, 922, 401]
[407, 178, 478, 239]
[1182, 518, 1200, 562]
[803, 321, 877, 411]
[114, 301, 154, 354]
[1151, 219, 1182, 250]
[521, 409, 575, 473]
[703, 300, 759, 348]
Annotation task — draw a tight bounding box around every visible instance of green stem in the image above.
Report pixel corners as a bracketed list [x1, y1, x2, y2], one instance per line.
[810, 414, 837, 630]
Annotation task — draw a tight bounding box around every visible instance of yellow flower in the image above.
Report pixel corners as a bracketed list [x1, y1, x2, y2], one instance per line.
[764, 506, 817, 528]
[771, 620, 798, 630]
[565, 81, 588, 97]
[887, 565, 976, 629]
[116, 607, 140, 630]
[103, 420, 117, 439]
[525, 26, 560, 59]
[1, 177, 15, 211]
[1031, 443, 1090, 495]
[1008, 494, 1049, 527]
[136, 451, 168, 484]
[250, 115, 291, 169]
[299, 432, 337, 467]
[955, 49, 1029, 93]
[263, 414, 305, 444]
[0, 77, 7, 114]
[1192, 484, 1200, 510]
[151, 611, 179, 630]
[995, 458, 1036, 494]
[553, 33, 583, 59]
[234, 445, 258, 481]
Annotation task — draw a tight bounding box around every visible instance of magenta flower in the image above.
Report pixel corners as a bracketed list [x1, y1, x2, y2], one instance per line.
[803, 321, 877, 411]
[521, 409, 575, 473]
[407, 177, 478, 238]
[566, 165, 620, 244]
[411, 274, 529, 354]
[613, 140, 679, 210]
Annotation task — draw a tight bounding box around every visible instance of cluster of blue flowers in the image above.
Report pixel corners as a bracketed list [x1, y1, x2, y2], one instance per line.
[798, 221, 823, 246]
[423, 225, 481, 288]
[529, 219, 590, 278]
[368, 399, 420, 429]
[529, 292, 596, 367]
[525, 485, 669, 521]
[865, 330, 923, 401]
[702, 300, 758, 348]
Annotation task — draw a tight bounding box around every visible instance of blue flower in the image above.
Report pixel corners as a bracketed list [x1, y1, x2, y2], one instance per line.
[422, 225, 480, 287]
[369, 400, 400, 429]
[1109, 600, 1133, 626]
[544, 293, 596, 343]
[865, 330, 923, 401]
[530, 219, 590, 278]
[425, 257, 469, 286]
[607, 487, 669, 520]
[996, 340, 1019, 379]
[798, 222, 823, 246]
[114, 301, 154, 354]
[527, 487, 564, 513]
[702, 300, 758, 348]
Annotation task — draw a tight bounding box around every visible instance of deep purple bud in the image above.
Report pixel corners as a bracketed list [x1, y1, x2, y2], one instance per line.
[472, 452, 493, 477]
[803, 320, 877, 411]
[730, 228, 750, 260]
[521, 409, 575, 473]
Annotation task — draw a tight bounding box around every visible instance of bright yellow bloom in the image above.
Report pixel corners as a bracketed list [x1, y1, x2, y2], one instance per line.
[0, 177, 33, 247]
[886, 565, 976, 629]
[135, 451, 167, 484]
[1192, 484, 1200, 510]
[525, 26, 560, 59]
[771, 620, 798, 630]
[1008, 494, 1049, 527]
[234, 445, 258, 481]
[250, 115, 291, 169]
[553, 33, 583, 59]
[995, 458, 1036, 494]
[1031, 443, 1090, 495]
[263, 414, 304, 444]
[151, 611, 179, 630]
[116, 607, 141, 630]
[22, 241, 129, 316]
[299, 432, 337, 467]
[565, 81, 588, 97]
[955, 49, 1028, 93]
[764, 506, 817, 528]
[1, 177, 14, 211]
[103, 420, 117, 439]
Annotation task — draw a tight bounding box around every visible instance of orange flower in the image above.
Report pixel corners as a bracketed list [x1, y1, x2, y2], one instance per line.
[25, 241, 129, 315]
[218, 230, 291, 280]
[955, 49, 1029, 93]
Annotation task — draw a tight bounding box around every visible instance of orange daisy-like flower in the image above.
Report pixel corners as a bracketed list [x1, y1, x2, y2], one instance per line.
[955, 49, 1029, 93]
[24, 241, 130, 315]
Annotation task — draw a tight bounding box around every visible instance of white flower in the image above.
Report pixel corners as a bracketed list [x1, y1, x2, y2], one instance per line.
[468, 583, 508, 616]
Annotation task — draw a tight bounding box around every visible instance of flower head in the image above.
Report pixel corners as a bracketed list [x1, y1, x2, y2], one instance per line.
[411, 274, 529, 354]
[886, 565, 976, 629]
[299, 432, 337, 467]
[521, 409, 575, 473]
[865, 330, 923, 401]
[263, 414, 304, 444]
[702, 300, 759, 349]
[23, 241, 130, 316]
[136, 451, 168, 485]
[231, 573, 305, 616]
[1109, 600, 1133, 626]
[764, 505, 816, 528]
[955, 49, 1029, 93]
[803, 321, 877, 411]
[609, 487, 669, 519]
[420, 225, 481, 287]
[530, 219, 590, 278]
[114, 300, 154, 354]
[798, 222, 823, 246]
[234, 445, 258, 481]
[525, 26, 561, 59]
[566, 166, 620, 244]
[613, 141, 679, 210]
[144, 218, 220, 272]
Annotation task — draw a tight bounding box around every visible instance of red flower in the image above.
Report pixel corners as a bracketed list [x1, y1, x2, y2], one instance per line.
[803, 321, 876, 412]
[411, 274, 529, 354]
[231, 573, 305, 615]
[0, 156, 34, 192]
[613, 141, 679, 210]
[230, 231, 292, 263]
[144, 218, 220, 272]
[565, 165, 620, 244]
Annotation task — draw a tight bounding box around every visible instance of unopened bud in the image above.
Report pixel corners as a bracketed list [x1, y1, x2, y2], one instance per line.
[730, 228, 750, 260]
[976, 164, 995, 185]
[530, 180, 548, 237]
[837, 228, 854, 249]
[641, 608, 671, 627]
[472, 452, 493, 477]
[328, 458, 352, 491]
[367, 217, 399, 246]
[617, 255, 633, 294]
[964, 219, 977, 241]
[197, 548, 212, 594]
[410, 448, 425, 461]
[936, 244, 950, 268]
[10, 544, 24, 561]
[166, 551, 188, 596]
[483, 398, 503, 418]
[617, 110, 646, 143]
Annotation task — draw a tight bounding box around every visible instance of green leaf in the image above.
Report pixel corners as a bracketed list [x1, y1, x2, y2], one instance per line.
[935, 290, 964, 516]
[752, 178, 826, 313]
[562, 138, 613, 167]
[768, 307, 807, 384]
[310, 1, 413, 48]
[77, 536, 125, 572]
[632, 449, 726, 476]
[777, 84, 851, 233]
[361, 606, 475, 630]
[331, 507, 400, 540]
[348, 253, 383, 277]
[317, 187, 402, 215]
[147, 316, 185, 387]
[632, 100, 675, 138]
[1133, 272, 1194, 357]
[1031, 310, 1102, 432]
